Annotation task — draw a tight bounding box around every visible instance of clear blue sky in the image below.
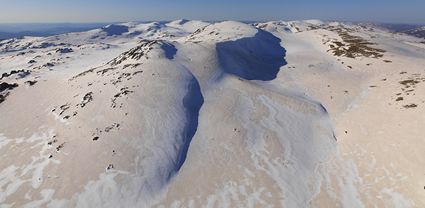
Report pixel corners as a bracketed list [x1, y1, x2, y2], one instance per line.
[1, 0, 424, 24]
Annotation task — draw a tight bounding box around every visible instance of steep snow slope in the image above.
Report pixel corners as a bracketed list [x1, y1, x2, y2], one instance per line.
[261, 21, 425, 207]
[0, 20, 425, 207]
[158, 22, 335, 207]
[0, 20, 336, 207]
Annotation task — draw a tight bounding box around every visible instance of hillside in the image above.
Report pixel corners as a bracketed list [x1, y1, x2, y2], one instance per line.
[1, 20, 425, 207]
[404, 26, 425, 39]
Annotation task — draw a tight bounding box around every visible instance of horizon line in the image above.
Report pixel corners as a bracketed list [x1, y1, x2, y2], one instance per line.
[0, 19, 424, 26]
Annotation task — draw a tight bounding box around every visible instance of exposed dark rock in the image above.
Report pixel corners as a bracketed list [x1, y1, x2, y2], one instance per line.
[32, 42, 55, 49]
[104, 123, 120, 133]
[70, 67, 97, 80]
[106, 164, 114, 170]
[0, 82, 18, 92]
[96, 67, 116, 76]
[112, 87, 133, 105]
[1, 69, 31, 80]
[80, 92, 93, 108]
[399, 79, 420, 86]
[403, 104, 417, 108]
[43, 62, 54, 68]
[132, 70, 143, 75]
[25, 80, 37, 86]
[0, 94, 7, 103]
[56, 48, 73, 53]
[396, 97, 404, 101]
[56, 143, 65, 152]
[0, 82, 18, 103]
[108, 40, 162, 66]
[59, 104, 70, 116]
[47, 139, 58, 146]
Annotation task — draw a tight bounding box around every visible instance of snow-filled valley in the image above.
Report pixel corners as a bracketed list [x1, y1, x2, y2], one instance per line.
[1, 19, 425, 207]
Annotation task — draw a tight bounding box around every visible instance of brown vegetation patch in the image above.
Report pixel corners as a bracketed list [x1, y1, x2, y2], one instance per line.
[326, 27, 385, 58]
[395, 73, 425, 109]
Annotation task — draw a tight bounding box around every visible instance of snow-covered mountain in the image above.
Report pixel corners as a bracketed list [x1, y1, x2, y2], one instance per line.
[369, 23, 425, 40]
[403, 26, 425, 39]
[1, 20, 425, 207]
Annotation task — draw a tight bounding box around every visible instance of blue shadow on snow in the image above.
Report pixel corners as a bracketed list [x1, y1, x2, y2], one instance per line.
[216, 29, 287, 81]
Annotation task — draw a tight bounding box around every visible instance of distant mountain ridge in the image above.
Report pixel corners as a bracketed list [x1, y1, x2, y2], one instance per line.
[0, 23, 111, 40]
[2, 21, 425, 41]
[371, 23, 425, 39]
[403, 26, 425, 39]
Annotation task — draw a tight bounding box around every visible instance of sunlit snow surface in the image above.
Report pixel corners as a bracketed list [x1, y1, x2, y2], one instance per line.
[1, 19, 424, 207]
